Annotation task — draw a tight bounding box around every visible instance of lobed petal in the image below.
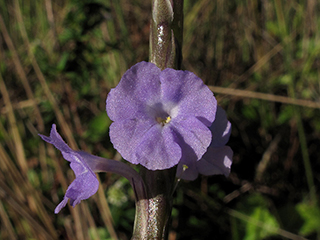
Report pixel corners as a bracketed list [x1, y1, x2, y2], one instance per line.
[197, 146, 233, 177]
[63, 170, 98, 206]
[39, 124, 73, 153]
[136, 124, 181, 170]
[171, 117, 212, 160]
[106, 62, 161, 121]
[109, 118, 156, 165]
[55, 170, 98, 213]
[210, 106, 232, 147]
[160, 68, 216, 126]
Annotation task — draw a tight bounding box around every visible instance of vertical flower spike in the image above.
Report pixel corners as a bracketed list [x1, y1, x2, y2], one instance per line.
[106, 61, 217, 171]
[177, 106, 233, 181]
[39, 124, 99, 213]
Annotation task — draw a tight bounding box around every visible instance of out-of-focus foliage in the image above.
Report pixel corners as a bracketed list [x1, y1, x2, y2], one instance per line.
[236, 193, 280, 240]
[0, 0, 320, 239]
[296, 201, 320, 236]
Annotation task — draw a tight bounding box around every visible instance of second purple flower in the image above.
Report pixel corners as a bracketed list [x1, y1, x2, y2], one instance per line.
[106, 61, 217, 170]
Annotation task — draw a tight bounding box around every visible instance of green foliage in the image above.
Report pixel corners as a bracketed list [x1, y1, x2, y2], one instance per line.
[244, 207, 279, 240]
[235, 194, 279, 240]
[56, 52, 69, 72]
[242, 104, 258, 121]
[107, 179, 129, 207]
[89, 227, 112, 240]
[85, 112, 111, 142]
[277, 105, 294, 125]
[296, 201, 320, 236]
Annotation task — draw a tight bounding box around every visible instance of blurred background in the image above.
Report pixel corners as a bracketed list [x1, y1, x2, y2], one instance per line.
[1, 0, 320, 239]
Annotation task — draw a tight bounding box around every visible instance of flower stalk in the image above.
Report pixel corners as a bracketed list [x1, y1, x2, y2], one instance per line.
[149, 0, 183, 70]
[132, 1, 184, 239]
[132, 167, 176, 239]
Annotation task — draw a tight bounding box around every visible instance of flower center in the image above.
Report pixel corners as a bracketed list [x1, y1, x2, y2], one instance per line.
[156, 116, 171, 126]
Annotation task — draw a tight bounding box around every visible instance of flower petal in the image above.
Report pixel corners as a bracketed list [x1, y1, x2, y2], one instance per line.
[39, 124, 73, 153]
[160, 68, 216, 126]
[210, 106, 232, 147]
[177, 146, 233, 180]
[136, 125, 181, 170]
[54, 197, 68, 214]
[176, 145, 199, 181]
[109, 118, 156, 165]
[64, 170, 98, 206]
[106, 62, 161, 121]
[171, 117, 212, 160]
[55, 169, 98, 213]
[197, 146, 233, 177]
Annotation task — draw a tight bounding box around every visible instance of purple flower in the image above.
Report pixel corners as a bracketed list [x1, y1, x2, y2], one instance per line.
[176, 106, 233, 181]
[106, 61, 217, 170]
[39, 124, 148, 213]
[39, 124, 99, 213]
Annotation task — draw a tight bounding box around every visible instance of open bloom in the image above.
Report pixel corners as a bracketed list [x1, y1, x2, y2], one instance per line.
[176, 106, 233, 180]
[39, 124, 146, 213]
[106, 61, 217, 170]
